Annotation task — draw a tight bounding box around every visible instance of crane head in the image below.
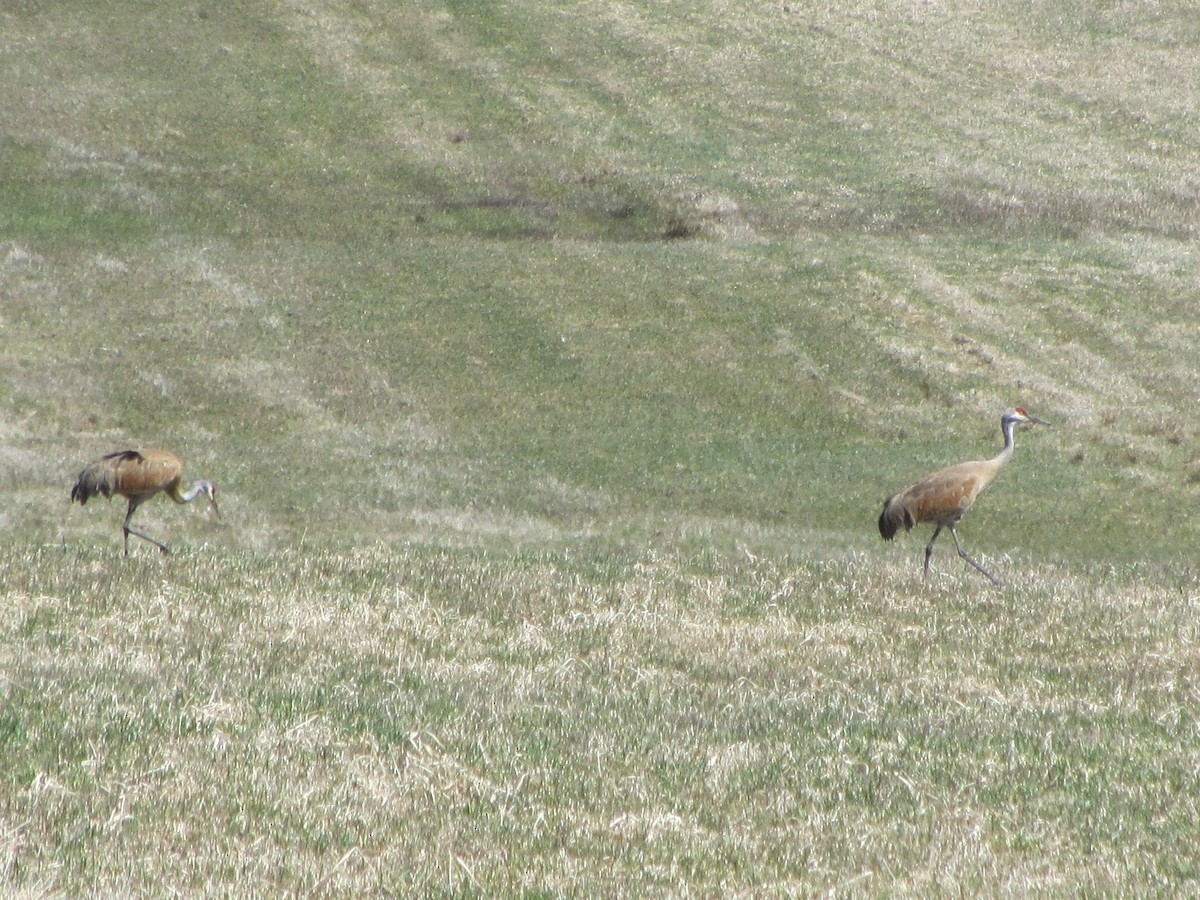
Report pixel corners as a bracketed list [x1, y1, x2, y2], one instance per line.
[199, 481, 220, 518]
[1005, 407, 1049, 427]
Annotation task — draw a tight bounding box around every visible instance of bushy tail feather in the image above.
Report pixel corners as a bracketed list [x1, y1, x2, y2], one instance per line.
[70, 450, 141, 505]
[878, 495, 913, 541]
[71, 463, 112, 505]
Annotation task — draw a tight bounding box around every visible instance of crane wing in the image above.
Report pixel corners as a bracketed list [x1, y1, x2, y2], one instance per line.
[112, 449, 183, 498]
[905, 461, 989, 525]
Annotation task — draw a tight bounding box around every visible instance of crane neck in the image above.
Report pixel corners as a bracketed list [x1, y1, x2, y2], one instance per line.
[993, 417, 1018, 467]
[181, 480, 212, 502]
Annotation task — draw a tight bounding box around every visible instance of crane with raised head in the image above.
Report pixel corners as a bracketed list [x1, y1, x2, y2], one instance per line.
[878, 407, 1048, 586]
[71, 449, 219, 556]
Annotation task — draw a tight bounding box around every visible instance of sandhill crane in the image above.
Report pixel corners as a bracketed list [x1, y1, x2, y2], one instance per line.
[878, 407, 1048, 586]
[71, 449, 218, 556]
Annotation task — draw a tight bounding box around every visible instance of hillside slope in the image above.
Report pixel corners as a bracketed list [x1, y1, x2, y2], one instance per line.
[2, 1, 1198, 562]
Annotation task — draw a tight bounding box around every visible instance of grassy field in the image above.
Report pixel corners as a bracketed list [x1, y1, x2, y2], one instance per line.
[2, 0, 1200, 894]
[2, 546, 1198, 895]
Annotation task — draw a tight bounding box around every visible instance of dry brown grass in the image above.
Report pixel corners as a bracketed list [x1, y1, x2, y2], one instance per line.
[2, 545, 1198, 895]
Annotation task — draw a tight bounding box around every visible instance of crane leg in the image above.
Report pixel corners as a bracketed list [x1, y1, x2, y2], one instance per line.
[123, 525, 171, 556]
[122, 501, 171, 556]
[949, 527, 1001, 587]
[923, 524, 943, 579]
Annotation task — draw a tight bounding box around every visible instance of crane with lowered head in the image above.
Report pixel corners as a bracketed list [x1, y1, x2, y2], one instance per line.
[71, 449, 219, 556]
[878, 407, 1048, 586]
